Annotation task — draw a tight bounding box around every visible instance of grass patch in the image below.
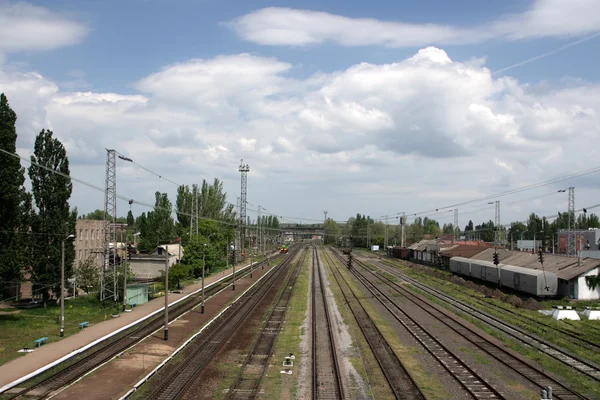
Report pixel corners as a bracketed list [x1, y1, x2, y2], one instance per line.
[375, 257, 600, 365]
[259, 247, 310, 399]
[407, 285, 600, 399]
[0, 295, 124, 366]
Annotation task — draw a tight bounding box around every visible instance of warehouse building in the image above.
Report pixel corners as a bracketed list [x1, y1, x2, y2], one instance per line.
[459, 248, 600, 300]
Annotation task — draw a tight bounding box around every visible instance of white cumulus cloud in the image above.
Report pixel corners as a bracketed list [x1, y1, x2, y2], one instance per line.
[2, 47, 600, 222]
[0, 2, 89, 54]
[228, 1, 600, 48]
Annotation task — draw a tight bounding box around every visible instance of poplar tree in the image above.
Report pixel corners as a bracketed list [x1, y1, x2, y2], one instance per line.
[28, 129, 75, 303]
[0, 94, 30, 298]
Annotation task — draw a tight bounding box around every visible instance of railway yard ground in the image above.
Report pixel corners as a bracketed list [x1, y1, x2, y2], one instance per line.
[1, 243, 599, 400]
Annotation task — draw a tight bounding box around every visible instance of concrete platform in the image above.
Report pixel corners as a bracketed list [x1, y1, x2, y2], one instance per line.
[0, 261, 257, 391]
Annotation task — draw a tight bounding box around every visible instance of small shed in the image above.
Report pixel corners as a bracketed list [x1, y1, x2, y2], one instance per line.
[126, 283, 150, 306]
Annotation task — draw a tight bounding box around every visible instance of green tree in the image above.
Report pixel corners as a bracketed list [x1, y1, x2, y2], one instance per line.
[200, 178, 236, 221]
[176, 185, 192, 231]
[74, 257, 100, 294]
[323, 218, 340, 244]
[139, 192, 174, 251]
[28, 129, 75, 303]
[0, 93, 31, 298]
[162, 263, 191, 290]
[127, 210, 134, 226]
[79, 209, 105, 220]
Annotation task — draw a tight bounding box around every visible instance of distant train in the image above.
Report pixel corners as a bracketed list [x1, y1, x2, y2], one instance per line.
[449, 257, 558, 297]
[280, 244, 289, 253]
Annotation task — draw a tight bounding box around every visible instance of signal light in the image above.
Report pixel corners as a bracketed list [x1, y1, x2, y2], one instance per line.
[493, 252, 499, 266]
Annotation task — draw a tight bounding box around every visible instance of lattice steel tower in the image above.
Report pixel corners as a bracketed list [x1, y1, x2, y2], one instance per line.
[567, 187, 576, 257]
[239, 160, 250, 256]
[101, 149, 117, 302]
[494, 201, 501, 245]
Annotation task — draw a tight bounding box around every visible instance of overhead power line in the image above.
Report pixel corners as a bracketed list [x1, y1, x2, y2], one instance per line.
[400, 165, 600, 219]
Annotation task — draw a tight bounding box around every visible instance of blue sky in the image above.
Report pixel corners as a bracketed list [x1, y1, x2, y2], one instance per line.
[1, 0, 600, 226]
[12, 0, 599, 91]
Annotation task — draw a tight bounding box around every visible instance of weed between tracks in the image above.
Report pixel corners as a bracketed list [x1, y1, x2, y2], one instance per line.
[209, 251, 302, 399]
[408, 285, 600, 399]
[335, 259, 449, 399]
[258, 248, 310, 399]
[371, 257, 600, 365]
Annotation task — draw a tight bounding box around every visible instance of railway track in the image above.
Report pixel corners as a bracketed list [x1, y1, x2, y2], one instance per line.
[367, 255, 600, 384]
[343, 251, 589, 400]
[320, 248, 425, 400]
[144, 247, 301, 400]
[377, 256, 600, 353]
[312, 247, 344, 400]
[225, 247, 308, 399]
[1, 258, 276, 400]
[330, 250, 504, 399]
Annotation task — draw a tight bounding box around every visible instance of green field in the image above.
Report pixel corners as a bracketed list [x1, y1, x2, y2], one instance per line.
[0, 296, 122, 366]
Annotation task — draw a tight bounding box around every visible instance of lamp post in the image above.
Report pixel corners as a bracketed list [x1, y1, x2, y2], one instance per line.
[61, 234, 75, 337]
[231, 242, 236, 290]
[201, 243, 206, 314]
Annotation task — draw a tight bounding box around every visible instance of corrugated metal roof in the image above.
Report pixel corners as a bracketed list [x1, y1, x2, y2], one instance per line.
[441, 245, 489, 259]
[468, 248, 600, 280]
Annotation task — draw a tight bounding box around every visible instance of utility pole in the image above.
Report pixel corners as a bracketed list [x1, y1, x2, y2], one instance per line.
[257, 206, 261, 268]
[454, 208, 459, 242]
[231, 237, 236, 290]
[323, 211, 328, 244]
[122, 228, 128, 312]
[190, 184, 195, 238]
[236, 197, 241, 264]
[164, 245, 169, 340]
[201, 243, 206, 313]
[567, 187, 576, 257]
[239, 160, 250, 260]
[61, 234, 74, 337]
[401, 212, 406, 248]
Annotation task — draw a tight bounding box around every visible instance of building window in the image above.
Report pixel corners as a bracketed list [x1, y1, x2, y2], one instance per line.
[79, 229, 83, 240]
[85, 229, 88, 240]
[91, 229, 94, 241]
[79, 250, 82, 260]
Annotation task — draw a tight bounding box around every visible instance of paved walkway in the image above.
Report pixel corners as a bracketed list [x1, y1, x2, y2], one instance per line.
[0, 260, 258, 389]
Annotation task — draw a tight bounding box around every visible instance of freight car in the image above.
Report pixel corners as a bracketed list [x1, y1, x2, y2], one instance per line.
[449, 256, 557, 297]
[389, 246, 410, 260]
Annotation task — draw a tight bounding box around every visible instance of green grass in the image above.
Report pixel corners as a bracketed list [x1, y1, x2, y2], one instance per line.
[335, 257, 449, 400]
[0, 295, 122, 366]
[408, 285, 600, 399]
[375, 258, 600, 364]
[259, 247, 310, 399]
